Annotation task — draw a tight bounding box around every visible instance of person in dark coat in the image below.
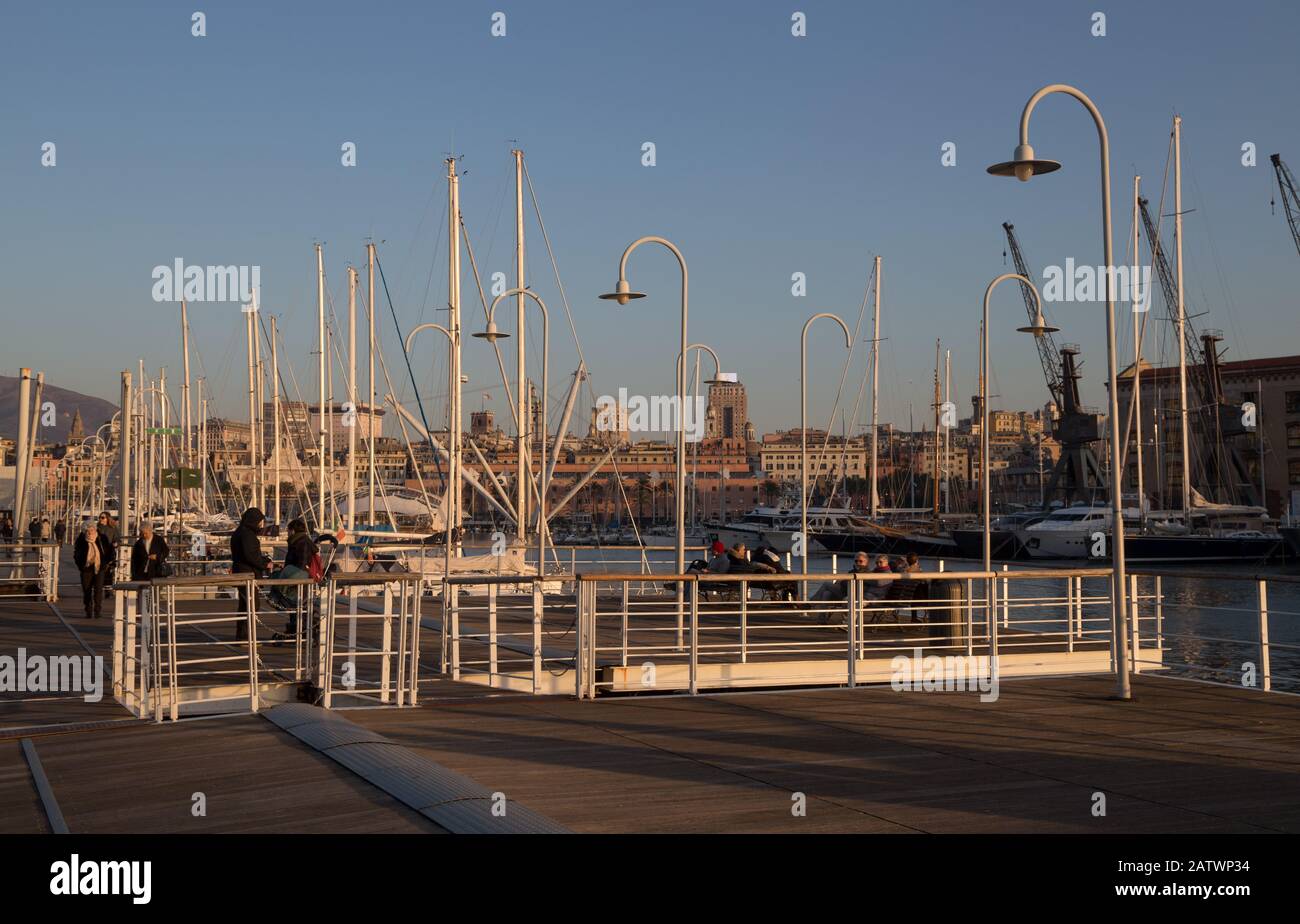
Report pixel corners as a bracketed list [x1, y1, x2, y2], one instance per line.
[129, 525, 170, 581]
[53, 520, 66, 545]
[230, 507, 268, 640]
[269, 518, 318, 625]
[73, 524, 114, 618]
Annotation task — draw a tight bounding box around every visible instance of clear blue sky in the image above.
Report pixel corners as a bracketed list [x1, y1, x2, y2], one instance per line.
[2, 0, 1297, 437]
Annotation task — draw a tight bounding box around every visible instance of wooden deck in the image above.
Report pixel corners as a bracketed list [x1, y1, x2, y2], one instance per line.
[1, 557, 1296, 833]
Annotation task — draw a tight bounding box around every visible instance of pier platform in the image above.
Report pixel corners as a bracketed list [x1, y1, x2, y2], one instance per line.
[2, 568, 1297, 833]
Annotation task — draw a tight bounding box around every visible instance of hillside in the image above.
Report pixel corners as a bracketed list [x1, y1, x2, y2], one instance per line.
[0, 375, 118, 442]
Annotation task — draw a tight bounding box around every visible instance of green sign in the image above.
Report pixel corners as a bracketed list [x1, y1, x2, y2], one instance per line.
[160, 467, 202, 489]
[146, 426, 182, 436]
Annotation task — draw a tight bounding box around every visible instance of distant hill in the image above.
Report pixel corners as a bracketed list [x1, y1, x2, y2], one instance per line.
[0, 376, 117, 443]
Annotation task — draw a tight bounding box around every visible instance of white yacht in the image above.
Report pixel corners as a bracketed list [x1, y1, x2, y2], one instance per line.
[714, 506, 858, 553]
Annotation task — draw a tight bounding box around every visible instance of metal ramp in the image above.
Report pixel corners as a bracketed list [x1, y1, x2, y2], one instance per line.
[265, 703, 569, 833]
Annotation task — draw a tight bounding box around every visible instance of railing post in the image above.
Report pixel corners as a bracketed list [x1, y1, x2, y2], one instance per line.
[1001, 563, 1010, 628]
[1257, 579, 1271, 692]
[986, 574, 998, 660]
[450, 581, 461, 682]
[1065, 576, 1075, 653]
[439, 579, 449, 675]
[1129, 574, 1141, 674]
[620, 582, 629, 668]
[408, 580, 422, 706]
[739, 579, 748, 664]
[688, 580, 699, 696]
[1154, 575, 1163, 651]
[831, 554, 838, 574]
[964, 577, 973, 658]
[248, 578, 261, 714]
[532, 581, 543, 694]
[846, 579, 857, 688]
[575, 581, 586, 700]
[321, 580, 336, 708]
[488, 583, 499, 682]
[380, 583, 393, 703]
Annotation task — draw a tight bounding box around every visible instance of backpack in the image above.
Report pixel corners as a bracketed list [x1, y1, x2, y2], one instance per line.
[308, 551, 325, 583]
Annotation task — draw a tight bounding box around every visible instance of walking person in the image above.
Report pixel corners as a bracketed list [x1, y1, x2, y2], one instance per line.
[230, 507, 269, 641]
[130, 524, 171, 581]
[53, 519, 66, 545]
[0, 515, 12, 542]
[74, 524, 113, 618]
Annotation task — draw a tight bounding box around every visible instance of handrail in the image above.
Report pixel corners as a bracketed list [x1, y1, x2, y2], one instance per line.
[575, 567, 1113, 584]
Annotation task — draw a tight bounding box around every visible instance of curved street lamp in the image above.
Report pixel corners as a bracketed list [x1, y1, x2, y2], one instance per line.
[479, 287, 549, 576]
[600, 237, 689, 592]
[800, 312, 853, 578]
[980, 273, 1057, 657]
[987, 82, 1133, 700]
[405, 322, 458, 576]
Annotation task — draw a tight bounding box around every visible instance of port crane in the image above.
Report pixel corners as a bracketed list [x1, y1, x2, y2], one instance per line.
[1270, 153, 1300, 259]
[1002, 223, 1107, 506]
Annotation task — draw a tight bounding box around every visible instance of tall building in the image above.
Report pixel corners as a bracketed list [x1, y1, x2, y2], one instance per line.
[706, 375, 747, 440]
[68, 409, 84, 443]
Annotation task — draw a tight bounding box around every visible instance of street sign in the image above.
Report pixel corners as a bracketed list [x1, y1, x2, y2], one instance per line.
[161, 467, 201, 489]
[146, 427, 182, 436]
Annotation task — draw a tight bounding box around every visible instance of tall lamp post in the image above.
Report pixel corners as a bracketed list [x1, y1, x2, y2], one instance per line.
[800, 313, 853, 578]
[600, 237, 689, 592]
[478, 287, 548, 576]
[676, 342, 729, 530]
[987, 82, 1133, 700]
[980, 273, 1057, 658]
[405, 322, 457, 580]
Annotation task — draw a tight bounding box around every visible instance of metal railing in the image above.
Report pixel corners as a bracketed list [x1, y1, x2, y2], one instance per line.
[320, 572, 424, 708]
[1129, 569, 1300, 693]
[0, 542, 60, 601]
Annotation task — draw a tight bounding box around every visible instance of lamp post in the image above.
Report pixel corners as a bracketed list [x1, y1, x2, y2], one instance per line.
[987, 82, 1133, 700]
[800, 313, 853, 578]
[405, 322, 457, 580]
[479, 287, 548, 576]
[600, 237, 689, 593]
[676, 342, 729, 532]
[980, 273, 1057, 658]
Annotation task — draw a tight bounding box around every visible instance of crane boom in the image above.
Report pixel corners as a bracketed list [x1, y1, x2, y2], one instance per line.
[1002, 223, 1063, 406]
[1271, 153, 1300, 259]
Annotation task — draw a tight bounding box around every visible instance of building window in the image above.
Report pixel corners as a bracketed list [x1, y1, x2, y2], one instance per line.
[1290, 423, 1300, 450]
[1287, 392, 1300, 414]
[1291, 460, 1300, 486]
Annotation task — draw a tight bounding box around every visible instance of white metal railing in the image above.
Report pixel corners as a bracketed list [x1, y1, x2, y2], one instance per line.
[1128, 569, 1300, 694]
[319, 572, 423, 708]
[0, 542, 59, 601]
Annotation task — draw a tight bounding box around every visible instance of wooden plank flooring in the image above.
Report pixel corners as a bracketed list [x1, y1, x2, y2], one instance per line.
[1, 555, 1296, 833]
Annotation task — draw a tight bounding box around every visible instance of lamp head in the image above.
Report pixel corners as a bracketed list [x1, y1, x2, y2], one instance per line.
[1017, 311, 1060, 336]
[705, 371, 737, 386]
[987, 143, 1061, 182]
[474, 320, 509, 343]
[598, 278, 645, 306]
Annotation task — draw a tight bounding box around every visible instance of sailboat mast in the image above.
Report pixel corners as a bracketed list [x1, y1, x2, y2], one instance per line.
[869, 254, 881, 519]
[1173, 115, 1192, 518]
[347, 267, 358, 533]
[449, 157, 464, 555]
[944, 348, 951, 514]
[1132, 174, 1145, 524]
[271, 316, 281, 525]
[932, 339, 940, 521]
[367, 242, 377, 527]
[180, 300, 192, 516]
[513, 148, 528, 542]
[316, 243, 327, 531]
[245, 297, 258, 512]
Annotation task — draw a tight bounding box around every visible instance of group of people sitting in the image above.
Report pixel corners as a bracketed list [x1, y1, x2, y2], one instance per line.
[686, 540, 927, 618]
